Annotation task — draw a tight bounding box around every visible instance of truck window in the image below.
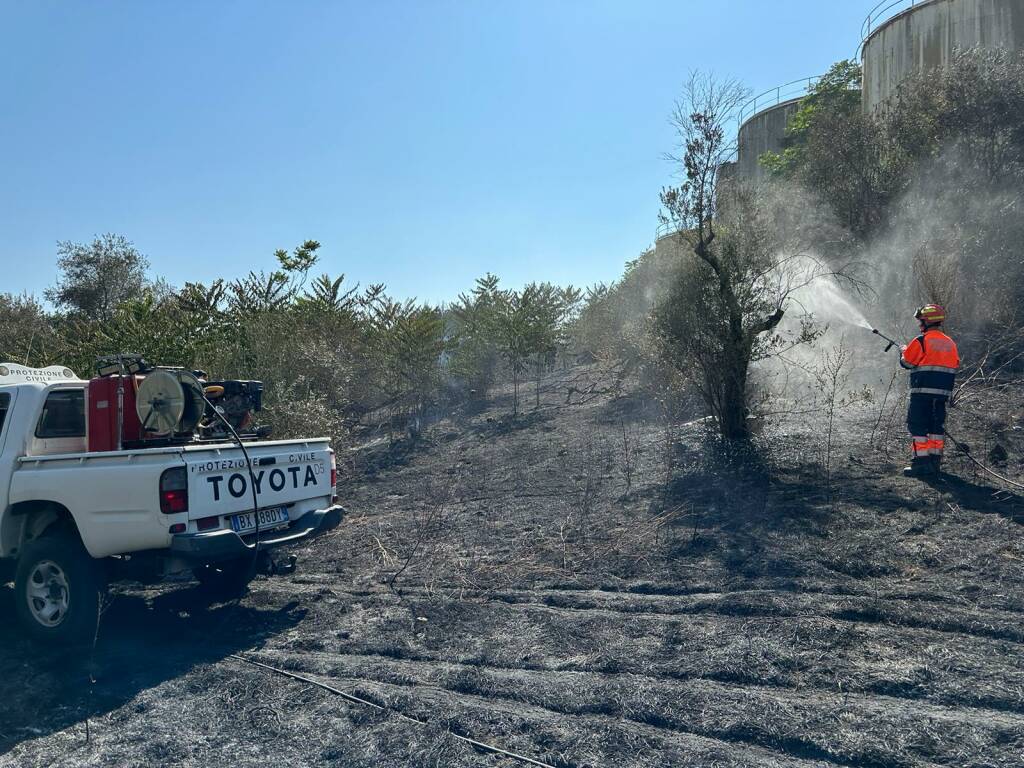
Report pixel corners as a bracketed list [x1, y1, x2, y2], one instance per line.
[0, 393, 8, 433]
[35, 389, 85, 438]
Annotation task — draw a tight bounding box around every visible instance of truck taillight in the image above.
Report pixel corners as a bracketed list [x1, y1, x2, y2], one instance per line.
[330, 454, 337, 501]
[160, 467, 188, 514]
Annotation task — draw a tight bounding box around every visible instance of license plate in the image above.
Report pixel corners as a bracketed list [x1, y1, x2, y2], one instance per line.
[230, 507, 290, 534]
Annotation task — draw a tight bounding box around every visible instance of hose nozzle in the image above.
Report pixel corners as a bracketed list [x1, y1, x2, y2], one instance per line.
[872, 328, 897, 353]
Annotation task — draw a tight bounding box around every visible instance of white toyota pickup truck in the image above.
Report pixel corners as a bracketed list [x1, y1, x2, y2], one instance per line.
[0, 364, 343, 643]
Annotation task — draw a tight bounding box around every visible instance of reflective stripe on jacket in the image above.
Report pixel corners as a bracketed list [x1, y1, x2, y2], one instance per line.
[900, 330, 959, 396]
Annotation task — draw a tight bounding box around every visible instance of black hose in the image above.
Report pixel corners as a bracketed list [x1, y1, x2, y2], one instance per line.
[227, 654, 561, 768]
[944, 429, 1024, 491]
[189, 375, 263, 574]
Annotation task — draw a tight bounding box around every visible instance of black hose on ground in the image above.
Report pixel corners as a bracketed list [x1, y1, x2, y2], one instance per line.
[227, 654, 562, 768]
[944, 429, 1024, 491]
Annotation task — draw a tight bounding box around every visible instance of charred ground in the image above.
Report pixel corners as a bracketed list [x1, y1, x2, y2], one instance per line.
[2, 365, 1023, 767]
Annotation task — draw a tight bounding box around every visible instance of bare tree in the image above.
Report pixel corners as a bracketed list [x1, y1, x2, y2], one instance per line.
[660, 72, 748, 249]
[812, 339, 870, 499]
[657, 73, 860, 442]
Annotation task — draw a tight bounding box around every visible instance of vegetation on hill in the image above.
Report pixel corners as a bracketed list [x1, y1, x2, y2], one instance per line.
[2, 49, 1022, 452]
[761, 48, 1024, 362]
[1, 239, 584, 446]
[582, 47, 1024, 440]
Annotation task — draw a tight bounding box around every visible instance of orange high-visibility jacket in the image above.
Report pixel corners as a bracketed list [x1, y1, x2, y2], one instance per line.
[900, 329, 959, 397]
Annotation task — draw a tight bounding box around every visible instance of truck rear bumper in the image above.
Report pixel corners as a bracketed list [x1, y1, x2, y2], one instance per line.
[169, 505, 344, 564]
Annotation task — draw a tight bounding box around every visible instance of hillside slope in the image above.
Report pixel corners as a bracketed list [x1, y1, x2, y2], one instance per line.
[2, 366, 1023, 767]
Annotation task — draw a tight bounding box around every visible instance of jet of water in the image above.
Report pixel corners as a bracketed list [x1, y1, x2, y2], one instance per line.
[787, 257, 873, 330]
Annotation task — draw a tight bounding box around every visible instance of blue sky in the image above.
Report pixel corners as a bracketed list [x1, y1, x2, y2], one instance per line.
[1, 1, 870, 305]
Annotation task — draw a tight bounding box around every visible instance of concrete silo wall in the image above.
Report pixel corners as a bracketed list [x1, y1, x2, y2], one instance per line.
[736, 99, 801, 183]
[862, 0, 1024, 111]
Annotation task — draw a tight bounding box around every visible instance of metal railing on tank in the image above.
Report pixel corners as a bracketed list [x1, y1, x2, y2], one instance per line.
[736, 76, 821, 128]
[859, 0, 935, 55]
[655, 219, 684, 241]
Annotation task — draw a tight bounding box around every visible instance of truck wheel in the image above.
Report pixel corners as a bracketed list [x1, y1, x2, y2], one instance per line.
[15, 534, 103, 645]
[193, 557, 255, 597]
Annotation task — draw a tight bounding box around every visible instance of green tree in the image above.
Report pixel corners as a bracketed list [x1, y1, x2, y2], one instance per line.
[760, 61, 863, 178]
[521, 282, 579, 408]
[448, 274, 504, 398]
[760, 61, 893, 237]
[0, 293, 58, 367]
[45, 234, 149, 321]
[76, 290, 222, 374]
[364, 290, 446, 432]
[298, 273, 359, 315]
[493, 287, 532, 417]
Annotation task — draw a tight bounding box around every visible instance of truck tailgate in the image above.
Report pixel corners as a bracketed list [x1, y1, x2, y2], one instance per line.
[186, 442, 333, 519]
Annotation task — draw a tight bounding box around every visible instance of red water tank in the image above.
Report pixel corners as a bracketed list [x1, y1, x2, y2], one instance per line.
[87, 375, 144, 451]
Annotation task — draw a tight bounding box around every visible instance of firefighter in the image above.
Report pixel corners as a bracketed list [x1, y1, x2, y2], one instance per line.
[900, 304, 959, 477]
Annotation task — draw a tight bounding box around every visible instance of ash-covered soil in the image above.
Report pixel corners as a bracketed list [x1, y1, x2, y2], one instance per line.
[2, 366, 1023, 767]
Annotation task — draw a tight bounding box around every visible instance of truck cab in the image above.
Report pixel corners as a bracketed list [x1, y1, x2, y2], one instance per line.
[0, 363, 343, 644]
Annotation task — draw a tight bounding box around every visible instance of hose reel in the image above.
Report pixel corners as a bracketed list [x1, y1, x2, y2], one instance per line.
[135, 368, 206, 437]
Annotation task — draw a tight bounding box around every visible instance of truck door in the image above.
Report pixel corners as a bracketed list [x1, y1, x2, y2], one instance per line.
[0, 390, 17, 554]
[0, 391, 12, 456]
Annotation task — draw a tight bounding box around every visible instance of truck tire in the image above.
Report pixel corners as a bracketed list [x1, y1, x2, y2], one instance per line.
[193, 557, 255, 598]
[14, 534, 103, 645]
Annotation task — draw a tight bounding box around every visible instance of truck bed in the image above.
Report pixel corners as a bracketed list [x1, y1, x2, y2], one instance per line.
[16, 437, 333, 465]
[9, 438, 335, 558]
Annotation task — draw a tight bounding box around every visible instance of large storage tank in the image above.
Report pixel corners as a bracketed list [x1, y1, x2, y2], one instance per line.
[732, 77, 819, 183]
[736, 99, 802, 183]
[862, 0, 1024, 111]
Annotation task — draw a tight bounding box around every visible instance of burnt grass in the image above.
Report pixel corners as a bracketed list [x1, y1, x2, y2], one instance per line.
[2, 365, 1024, 767]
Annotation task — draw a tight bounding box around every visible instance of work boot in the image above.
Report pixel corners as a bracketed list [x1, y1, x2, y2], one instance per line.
[930, 455, 943, 474]
[903, 458, 935, 478]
